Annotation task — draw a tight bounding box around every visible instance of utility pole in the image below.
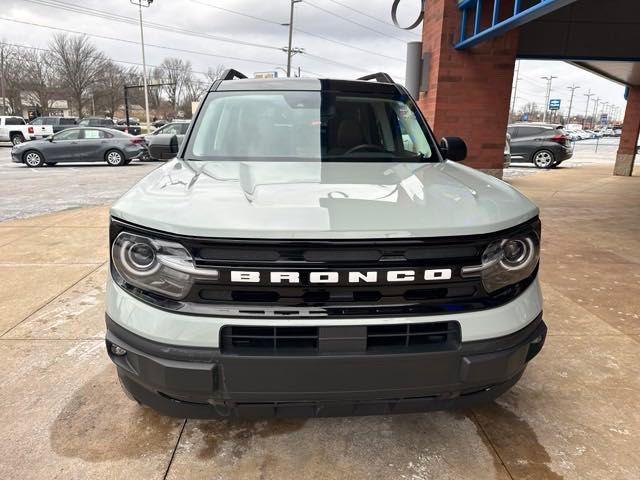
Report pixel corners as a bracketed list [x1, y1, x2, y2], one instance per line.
[582, 90, 594, 128]
[566, 84, 580, 122]
[130, 0, 153, 134]
[0, 44, 6, 115]
[592, 97, 600, 128]
[541, 76, 557, 123]
[285, 0, 303, 77]
[510, 60, 521, 121]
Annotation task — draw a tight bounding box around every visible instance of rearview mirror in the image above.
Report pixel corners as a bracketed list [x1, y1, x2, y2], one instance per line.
[148, 134, 179, 160]
[439, 137, 467, 162]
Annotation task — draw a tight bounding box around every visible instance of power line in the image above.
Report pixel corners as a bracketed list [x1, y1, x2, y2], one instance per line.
[303, 0, 411, 44]
[183, 0, 405, 63]
[0, 17, 286, 68]
[22, 0, 283, 51]
[18, 0, 391, 76]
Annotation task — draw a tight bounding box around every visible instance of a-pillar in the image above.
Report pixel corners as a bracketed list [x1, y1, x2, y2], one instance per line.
[614, 86, 640, 176]
[417, 0, 519, 178]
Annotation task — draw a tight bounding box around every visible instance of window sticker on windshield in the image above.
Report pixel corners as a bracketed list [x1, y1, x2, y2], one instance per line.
[84, 130, 100, 139]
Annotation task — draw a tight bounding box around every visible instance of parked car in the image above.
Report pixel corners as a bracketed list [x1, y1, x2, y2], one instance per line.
[507, 123, 573, 168]
[106, 70, 546, 419]
[10, 127, 145, 167]
[30, 116, 78, 133]
[141, 122, 191, 161]
[79, 117, 142, 136]
[152, 119, 168, 128]
[0, 115, 53, 145]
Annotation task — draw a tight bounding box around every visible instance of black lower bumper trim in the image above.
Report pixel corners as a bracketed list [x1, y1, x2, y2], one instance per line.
[106, 314, 546, 419]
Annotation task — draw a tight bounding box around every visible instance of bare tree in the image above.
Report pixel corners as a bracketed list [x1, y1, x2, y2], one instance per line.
[0, 42, 22, 115]
[157, 57, 192, 111]
[206, 65, 226, 83]
[49, 34, 108, 116]
[94, 61, 126, 117]
[22, 49, 57, 116]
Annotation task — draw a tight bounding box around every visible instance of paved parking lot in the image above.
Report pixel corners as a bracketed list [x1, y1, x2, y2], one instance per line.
[0, 144, 159, 221]
[1, 139, 638, 480]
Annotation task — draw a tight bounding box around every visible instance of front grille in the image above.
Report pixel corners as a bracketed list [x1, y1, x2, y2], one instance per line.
[220, 322, 461, 355]
[110, 217, 539, 318]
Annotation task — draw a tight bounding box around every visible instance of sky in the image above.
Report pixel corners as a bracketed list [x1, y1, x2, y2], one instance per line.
[0, 0, 627, 120]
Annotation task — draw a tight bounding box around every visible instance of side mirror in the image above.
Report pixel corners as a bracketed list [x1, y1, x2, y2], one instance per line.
[440, 136, 467, 162]
[148, 134, 179, 160]
[47, 136, 54, 142]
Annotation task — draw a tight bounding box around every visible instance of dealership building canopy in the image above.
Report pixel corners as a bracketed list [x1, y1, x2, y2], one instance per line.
[415, 0, 639, 176]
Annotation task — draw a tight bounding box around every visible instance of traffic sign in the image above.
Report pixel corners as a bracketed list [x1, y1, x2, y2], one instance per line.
[549, 99, 561, 111]
[600, 113, 608, 125]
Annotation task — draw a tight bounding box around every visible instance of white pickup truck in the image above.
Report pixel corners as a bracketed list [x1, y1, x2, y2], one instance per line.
[0, 116, 53, 145]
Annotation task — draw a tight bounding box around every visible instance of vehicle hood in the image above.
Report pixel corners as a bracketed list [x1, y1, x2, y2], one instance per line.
[111, 159, 539, 239]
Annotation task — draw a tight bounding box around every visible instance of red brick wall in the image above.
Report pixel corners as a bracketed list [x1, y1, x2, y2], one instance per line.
[618, 86, 640, 156]
[417, 0, 518, 171]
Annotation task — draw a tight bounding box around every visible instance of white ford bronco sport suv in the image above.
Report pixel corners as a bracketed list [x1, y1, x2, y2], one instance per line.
[106, 70, 546, 418]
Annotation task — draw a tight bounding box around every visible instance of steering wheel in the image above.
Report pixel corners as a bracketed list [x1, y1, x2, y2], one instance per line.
[344, 144, 386, 155]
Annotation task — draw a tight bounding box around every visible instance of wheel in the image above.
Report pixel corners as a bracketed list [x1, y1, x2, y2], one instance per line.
[23, 150, 44, 168]
[10, 133, 25, 146]
[105, 149, 125, 166]
[533, 150, 555, 169]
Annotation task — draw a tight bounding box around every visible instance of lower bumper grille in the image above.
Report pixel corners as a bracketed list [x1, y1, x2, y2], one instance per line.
[220, 322, 461, 356]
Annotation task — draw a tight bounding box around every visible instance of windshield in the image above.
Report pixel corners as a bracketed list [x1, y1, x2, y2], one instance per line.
[185, 91, 436, 162]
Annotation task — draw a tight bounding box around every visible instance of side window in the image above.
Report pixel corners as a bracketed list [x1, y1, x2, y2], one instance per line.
[6, 117, 26, 125]
[31, 118, 43, 125]
[180, 123, 190, 134]
[82, 129, 107, 139]
[60, 118, 76, 125]
[44, 118, 57, 125]
[507, 127, 517, 137]
[54, 129, 81, 141]
[163, 124, 180, 135]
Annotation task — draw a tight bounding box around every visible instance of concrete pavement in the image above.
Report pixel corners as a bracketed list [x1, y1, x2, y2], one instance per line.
[0, 163, 639, 479]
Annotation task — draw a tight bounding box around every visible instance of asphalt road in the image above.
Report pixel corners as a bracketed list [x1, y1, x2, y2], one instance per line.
[0, 137, 621, 222]
[0, 144, 160, 221]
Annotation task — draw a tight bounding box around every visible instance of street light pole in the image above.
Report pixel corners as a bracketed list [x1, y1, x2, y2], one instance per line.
[286, 0, 302, 77]
[566, 84, 580, 122]
[582, 90, 594, 128]
[541, 76, 557, 123]
[130, 0, 153, 134]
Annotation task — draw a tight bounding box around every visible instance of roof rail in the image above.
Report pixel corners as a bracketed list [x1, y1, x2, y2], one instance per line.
[220, 69, 248, 81]
[357, 72, 395, 84]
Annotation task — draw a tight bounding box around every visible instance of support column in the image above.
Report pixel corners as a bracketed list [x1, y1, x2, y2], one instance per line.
[417, 0, 519, 178]
[614, 86, 640, 176]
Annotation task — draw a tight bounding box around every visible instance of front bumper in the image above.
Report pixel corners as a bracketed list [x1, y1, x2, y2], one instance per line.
[106, 313, 546, 419]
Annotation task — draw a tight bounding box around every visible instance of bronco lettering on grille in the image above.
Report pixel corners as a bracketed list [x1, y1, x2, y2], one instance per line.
[229, 269, 452, 284]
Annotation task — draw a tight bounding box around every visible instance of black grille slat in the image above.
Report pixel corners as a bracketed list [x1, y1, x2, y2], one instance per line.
[221, 323, 460, 355]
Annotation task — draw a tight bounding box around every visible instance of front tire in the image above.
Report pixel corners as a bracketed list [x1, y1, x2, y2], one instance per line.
[105, 149, 125, 167]
[533, 149, 555, 169]
[11, 133, 25, 146]
[23, 150, 44, 168]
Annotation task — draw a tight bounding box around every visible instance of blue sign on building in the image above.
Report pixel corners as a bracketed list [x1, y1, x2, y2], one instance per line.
[549, 99, 561, 111]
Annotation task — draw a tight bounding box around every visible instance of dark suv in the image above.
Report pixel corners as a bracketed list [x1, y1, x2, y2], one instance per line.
[507, 123, 573, 168]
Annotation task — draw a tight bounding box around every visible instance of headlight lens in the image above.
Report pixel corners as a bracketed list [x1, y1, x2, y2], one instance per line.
[462, 232, 539, 293]
[112, 232, 217, 300]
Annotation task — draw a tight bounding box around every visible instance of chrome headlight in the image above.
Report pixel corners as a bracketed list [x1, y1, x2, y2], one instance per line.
[112, 232, 218, 300]
[462, 231, 539, 293]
